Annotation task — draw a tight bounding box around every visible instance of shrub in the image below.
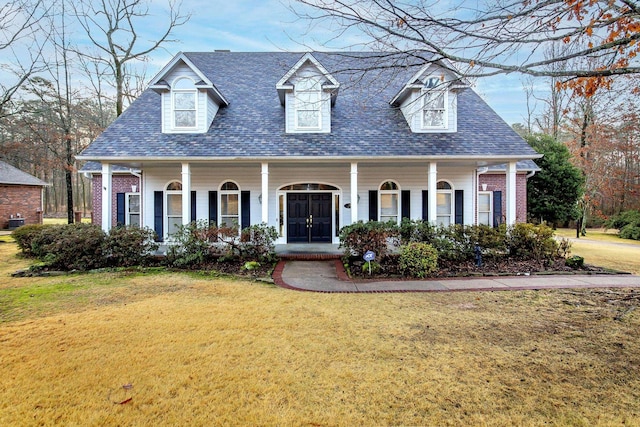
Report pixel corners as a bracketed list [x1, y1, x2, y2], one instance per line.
[166, 220, 217, 268]
[12, 224, 55, 256]
[399, 218, 437, 244]
[361, 260, 381, 275]
[30, 223, 107, 270]
[398, 242, 438, 278]
[506, 223, 559, 263]
[565, 255, 584, 269]
[104, 226, 159, 267]
[605, 210, 640, 230]
[619, 224, 640, 240]
[339, 221, 400, 258]
[238, 223, 278, 261]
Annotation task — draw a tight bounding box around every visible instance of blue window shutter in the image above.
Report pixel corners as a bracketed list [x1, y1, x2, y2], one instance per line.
[455, 190, 464, 225]
[208, 191, 218, 225]
[154, 191, 163, 242]
[369, 190, 378, 221]
[422, 190, 428, 221]
[116, 193, 125, 226]
[241, 191, 250, 229]
[493, 191, 503, 227]
[401, 190, 410, 220]
[191, 191, 196, 223]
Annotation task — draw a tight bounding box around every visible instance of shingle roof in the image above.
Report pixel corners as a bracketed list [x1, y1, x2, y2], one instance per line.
[0, 160, 49, 186]
[78, 52, 539, 161]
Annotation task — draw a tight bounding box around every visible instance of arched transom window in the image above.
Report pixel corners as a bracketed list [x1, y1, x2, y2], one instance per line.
[379, 180, 400, 224]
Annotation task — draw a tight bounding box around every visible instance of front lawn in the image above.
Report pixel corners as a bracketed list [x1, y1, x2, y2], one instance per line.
[1, 240, 639, 425]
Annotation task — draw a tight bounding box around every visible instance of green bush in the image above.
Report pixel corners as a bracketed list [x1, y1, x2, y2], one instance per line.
[399, 218, 437, 244]
[565, 255, 584, 269]
[605, 210, 640, 230]
[12, 224, 55, 256]
[339, 220, 400, 258]
[238, 223, 278, 261]
[620, 224, 640, 240]
[30, 223, 107, 271]
[506, 223, 559, 263]
[104, 226, 159, 267]
[398, 242, 438, 278]
[166, 220, 217, 268]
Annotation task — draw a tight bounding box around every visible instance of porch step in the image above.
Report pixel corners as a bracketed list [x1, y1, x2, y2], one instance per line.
[278, 253, 342, 261]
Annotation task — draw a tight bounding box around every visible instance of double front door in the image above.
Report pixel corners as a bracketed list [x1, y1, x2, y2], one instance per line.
[287, 193, 332, 243]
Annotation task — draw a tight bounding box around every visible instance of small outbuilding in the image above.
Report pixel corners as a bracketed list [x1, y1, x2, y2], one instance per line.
[0, 160, 49, 230]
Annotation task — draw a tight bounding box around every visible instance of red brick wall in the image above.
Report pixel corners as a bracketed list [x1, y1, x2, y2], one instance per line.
[478, 173, 528, 223]
[92, 174, 140, 226]
[0, 185, 43, 229]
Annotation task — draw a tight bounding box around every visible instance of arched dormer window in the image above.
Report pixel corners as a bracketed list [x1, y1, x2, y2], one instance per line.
[379, 180, 400, 224]
[436, 180, 453, 226]
[166, 181, 183, 236]
[172, 77, 197, 129]
[422, 76, 447, 129]
[219, 181, 240, 228]
[295, 77, 322, 130]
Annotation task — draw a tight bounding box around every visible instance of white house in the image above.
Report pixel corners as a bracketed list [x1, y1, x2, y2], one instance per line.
[78, 51, 540, 245]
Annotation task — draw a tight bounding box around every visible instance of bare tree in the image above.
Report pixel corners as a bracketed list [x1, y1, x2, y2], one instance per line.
[290, 0, 640, 89]
[0, 0, 51, 118]
[72, 0, 190, 116]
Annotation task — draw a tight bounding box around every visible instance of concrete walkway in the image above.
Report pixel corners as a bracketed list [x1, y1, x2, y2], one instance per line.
[273, 260, 640, 293]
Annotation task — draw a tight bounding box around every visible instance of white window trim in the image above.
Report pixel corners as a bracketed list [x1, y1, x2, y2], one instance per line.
[436, 180, 454, 226]
[478, 191, 493, 226]
[294, 87, 322, 131]
[125, 192, 140, 227]
[421, 84, 448, 130]
[165, 181, 182, 239]
[172, 77, 198, 130]
[379, 180, 401, 225]
[219, 180, 241, 231]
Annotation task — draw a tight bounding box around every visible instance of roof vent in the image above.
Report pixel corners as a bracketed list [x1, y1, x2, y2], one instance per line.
[214, 49, 231, 52]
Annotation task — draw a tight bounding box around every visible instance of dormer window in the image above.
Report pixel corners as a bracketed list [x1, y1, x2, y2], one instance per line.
[422, 78, 447, 129]
[172, 77, 197, 129]
[295, 78, 322, 130]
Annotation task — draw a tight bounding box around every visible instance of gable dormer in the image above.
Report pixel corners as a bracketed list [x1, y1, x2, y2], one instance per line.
[276, 53, 340, 134]
[390, 62, 467, 133]
[149, 53, 228, 134]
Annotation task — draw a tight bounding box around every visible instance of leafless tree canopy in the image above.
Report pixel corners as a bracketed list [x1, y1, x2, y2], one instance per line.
[291, 0, 640, 81]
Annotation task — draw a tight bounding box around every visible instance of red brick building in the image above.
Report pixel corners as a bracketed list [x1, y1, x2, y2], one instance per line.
[0, 161, 49, 229]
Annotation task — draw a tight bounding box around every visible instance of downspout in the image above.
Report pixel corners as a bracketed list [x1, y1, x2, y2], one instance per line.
[526, 170, 536, 179]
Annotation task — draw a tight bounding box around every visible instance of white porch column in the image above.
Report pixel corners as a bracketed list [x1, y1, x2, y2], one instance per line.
[506, 161, 517, 225]
[261, 162, 269, 224]
[428, 162, 437, 224]
[350, 162, 358, 224]
[101, 162, 112, 232]
[181, 162, 191, 225]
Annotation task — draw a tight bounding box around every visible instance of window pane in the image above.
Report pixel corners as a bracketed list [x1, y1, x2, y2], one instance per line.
[174, 92, 195, 109]
[129, 195, 140, 213]
[380, 181, 398, 191]
[168, 217, 182, 235]
[436, 181, 451, 190]
[221, 182, 238, 191]
[478, 212, 491, 226]
[220, 216, 239, 228]
[175, 111, 196, 127]
[167, 194, 182, 215]
[166, 181, 182, 191]
[437, 193, 451, 215]
[425, 91, 444, 109]
[221, 194, 238, 216]
[423, 110, 444, 127]
[380, 194, 398, 216]
[129, 214, 140, 227]
[437, 216, 451, 227]
[478, 194, 491, 212]
[297, 110, 319, 128]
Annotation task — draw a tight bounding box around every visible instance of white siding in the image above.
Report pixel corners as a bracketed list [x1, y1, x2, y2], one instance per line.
[141, 162, 477, 242]
[399, 89, 457, 133]
[161, 63, 221, 134]
[285, 63, 332, 134]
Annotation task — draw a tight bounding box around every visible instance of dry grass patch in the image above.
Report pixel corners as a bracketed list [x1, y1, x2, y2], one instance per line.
[1, 275, 640, 425]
